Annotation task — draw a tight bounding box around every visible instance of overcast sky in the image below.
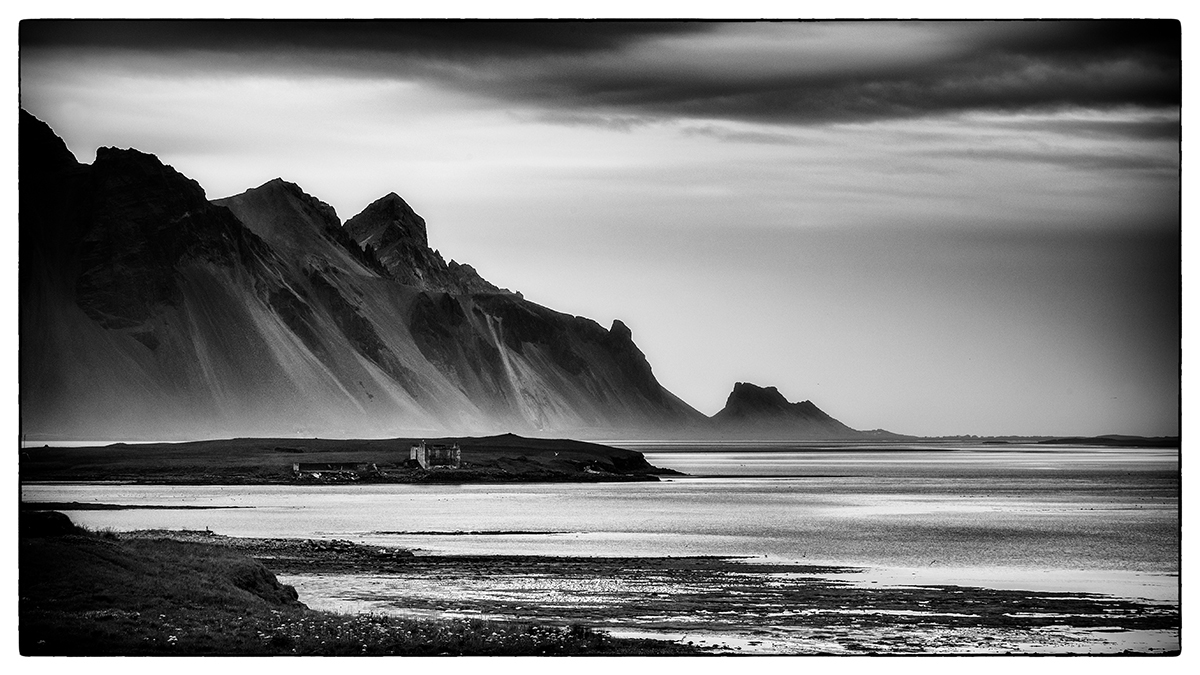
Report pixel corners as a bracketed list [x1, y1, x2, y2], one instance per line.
[19, 19, 1181, 436]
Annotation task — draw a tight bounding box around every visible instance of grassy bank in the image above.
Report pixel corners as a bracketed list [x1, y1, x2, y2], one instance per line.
[18, 512, 700, 656]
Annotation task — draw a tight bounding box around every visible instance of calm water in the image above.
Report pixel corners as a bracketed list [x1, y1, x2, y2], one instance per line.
[22, 444, 1179, 601]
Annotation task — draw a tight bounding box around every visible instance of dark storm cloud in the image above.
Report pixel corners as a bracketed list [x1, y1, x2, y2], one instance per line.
[495, 21, 1180, 125]
[21, 20, 1179, 126]
[19, 20, 713, 58]
[969, 20, 1180, 67]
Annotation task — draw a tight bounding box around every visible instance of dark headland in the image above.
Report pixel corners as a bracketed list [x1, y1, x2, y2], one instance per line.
[19, 433, 680, 484]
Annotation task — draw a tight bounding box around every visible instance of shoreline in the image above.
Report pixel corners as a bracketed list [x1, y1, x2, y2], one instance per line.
[22, 519, 1180, 655]
[19, 519, 703, 656]
[20, 501, 250, 511]
[66, 523, 1184, 606]
[121, 529, 1179, 655]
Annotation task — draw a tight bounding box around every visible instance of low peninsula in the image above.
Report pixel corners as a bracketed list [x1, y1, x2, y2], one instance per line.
[20, 433, 680, 485]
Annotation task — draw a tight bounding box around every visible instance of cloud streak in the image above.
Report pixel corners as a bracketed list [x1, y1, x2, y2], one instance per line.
[22, 20, 1180, 127]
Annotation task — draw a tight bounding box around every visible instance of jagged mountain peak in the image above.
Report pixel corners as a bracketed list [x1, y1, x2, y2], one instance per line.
[342, 193, 504, 295]
[346, 191, 428, 250]
[726, 381, 788, 407]
[610, 319, 632, 339]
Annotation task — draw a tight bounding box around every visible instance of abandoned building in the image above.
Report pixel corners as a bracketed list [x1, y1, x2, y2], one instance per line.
[292, 462, 378, 480]
[409, 441, 462, 469]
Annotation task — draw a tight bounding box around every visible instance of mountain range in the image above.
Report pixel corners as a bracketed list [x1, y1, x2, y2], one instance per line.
[19, 110, 879, 442]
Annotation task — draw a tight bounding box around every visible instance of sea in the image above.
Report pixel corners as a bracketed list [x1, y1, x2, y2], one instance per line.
[21, 442, 1180, 654]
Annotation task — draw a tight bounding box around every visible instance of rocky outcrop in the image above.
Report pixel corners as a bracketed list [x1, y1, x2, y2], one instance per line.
[711, 382, 859, 438]
[344, 192, 505, 294]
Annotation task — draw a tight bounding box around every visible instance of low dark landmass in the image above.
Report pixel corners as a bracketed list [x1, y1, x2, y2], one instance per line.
[925, 434, 1179, 447]
[19, 512, 701, 656]
[19, 433, 680, 485]
[1036, 435, 1180, 448]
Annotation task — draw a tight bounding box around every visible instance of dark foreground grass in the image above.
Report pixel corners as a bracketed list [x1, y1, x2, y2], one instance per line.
[19, 514, 700, 656]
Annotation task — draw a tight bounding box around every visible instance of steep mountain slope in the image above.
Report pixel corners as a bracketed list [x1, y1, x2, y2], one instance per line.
[19, 111, 705, 441]
[711, 382, 860, 438]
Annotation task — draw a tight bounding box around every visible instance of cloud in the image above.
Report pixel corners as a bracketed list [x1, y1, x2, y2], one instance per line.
[679, 124, 811, 145]
[21, 20, 1180, 128]
[926, 146, 1178, 174]
[516, 109, 657, 132]
[19, 20, 712, 57]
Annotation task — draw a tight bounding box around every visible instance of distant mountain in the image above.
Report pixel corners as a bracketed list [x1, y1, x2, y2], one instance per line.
[711, 382, 860, 438]
[19, 110, 881, 442]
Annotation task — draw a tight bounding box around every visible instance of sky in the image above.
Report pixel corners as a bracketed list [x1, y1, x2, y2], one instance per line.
[17, 18, 1182, 437]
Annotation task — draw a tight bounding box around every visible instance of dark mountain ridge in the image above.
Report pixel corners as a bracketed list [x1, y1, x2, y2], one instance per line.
[19, 110, 866, 442]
